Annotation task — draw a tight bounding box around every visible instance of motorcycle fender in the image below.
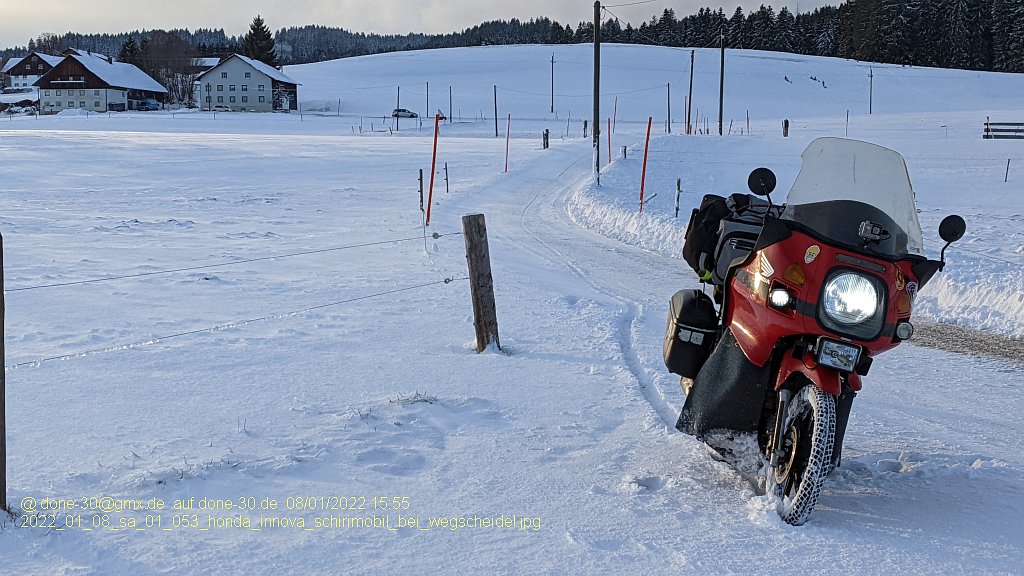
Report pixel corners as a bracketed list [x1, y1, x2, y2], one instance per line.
[775, 352, 842, 397]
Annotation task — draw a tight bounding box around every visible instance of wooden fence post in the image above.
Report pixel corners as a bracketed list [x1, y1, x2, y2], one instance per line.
[1, 232, 7, 514]
[675, 178, 682, 218]
[462, 215, 500, 352]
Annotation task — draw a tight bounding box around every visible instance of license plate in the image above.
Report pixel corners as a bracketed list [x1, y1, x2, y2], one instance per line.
[817, 339, 860, 372]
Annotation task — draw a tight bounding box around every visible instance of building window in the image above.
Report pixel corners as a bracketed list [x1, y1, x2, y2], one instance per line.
[241, 96, 248, 103]
[259, 96, 265, 103]
[37, 64, 43, 70]
[217, 85, 223, 91]
[242, 85, 248, 91]
[44, 90, 50, 96]
[217, 96, 223, 103]
[56, 90, 62, 96]
[229, 85, 235, 91]
[68, 101, 74, 107]
[258, 85, 265, 91]
[31, 56, 37, 61]
[79, 101, 85, 107]
[205, 84, 211, 92]
[44, 101, 50, 107]
[94, 90, 99, 96]
[79, 90, 86, 96]
[221, 72, 227, 78]
[55, 102, 61, 107]
[94, 101, 100, 107]
[245, 72, 251, 78]
[205, 96, 211, 103]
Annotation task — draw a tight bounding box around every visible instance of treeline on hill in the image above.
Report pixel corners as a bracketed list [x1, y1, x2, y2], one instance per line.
[2, 0, 1022, 73]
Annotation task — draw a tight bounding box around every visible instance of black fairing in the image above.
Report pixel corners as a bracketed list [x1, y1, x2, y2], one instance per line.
[912, 259, 942, 288]
[832, 384, 856, 468]
[676, 328, 772, 437]
[753, 216, 792, 251]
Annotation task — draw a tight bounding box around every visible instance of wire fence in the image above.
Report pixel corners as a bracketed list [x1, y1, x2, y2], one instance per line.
[4, 230, 469, 371]
[7, 232, 463, 292]
[4, 276, 467, 371]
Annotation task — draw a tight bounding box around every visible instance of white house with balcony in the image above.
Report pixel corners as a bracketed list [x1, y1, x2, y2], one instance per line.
[36, 51, 166, 113]
[195, 54, 299, 112]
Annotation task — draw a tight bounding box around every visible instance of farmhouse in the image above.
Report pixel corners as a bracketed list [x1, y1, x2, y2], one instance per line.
[4, 52, 63, 88]
[195, 54, 299, 112]
[36, 51, 166, 113]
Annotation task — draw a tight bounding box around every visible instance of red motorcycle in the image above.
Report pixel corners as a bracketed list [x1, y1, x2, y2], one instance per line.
[664, 138, 966, 525]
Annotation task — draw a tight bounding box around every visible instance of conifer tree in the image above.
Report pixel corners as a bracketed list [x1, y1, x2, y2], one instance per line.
[775, 7, 798, 52]
[728, 7, 746, 49]
[242, 15, 279, 67]
[118, 37, 140, 64]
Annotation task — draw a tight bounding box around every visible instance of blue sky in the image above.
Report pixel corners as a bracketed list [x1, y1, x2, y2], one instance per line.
[2, 1, 828, 52]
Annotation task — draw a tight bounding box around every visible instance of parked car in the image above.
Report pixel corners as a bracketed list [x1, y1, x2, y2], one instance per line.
[212, 105, 232, 112]
[137, 99, 160, 111]
[391, 108, 417, 118]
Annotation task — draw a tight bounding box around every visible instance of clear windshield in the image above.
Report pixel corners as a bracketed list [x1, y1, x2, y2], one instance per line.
[780, 138, 925, 259]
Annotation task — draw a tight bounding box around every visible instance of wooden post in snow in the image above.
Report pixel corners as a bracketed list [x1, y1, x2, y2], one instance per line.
[462, 214, 500, 353]
[675, 178, 682, 218]
[1, 233, 7, 514]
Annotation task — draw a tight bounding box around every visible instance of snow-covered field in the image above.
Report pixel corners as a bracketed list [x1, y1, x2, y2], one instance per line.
[0, 44, 1021, 573]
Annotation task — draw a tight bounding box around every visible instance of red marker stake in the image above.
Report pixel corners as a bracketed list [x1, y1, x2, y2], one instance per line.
[426, 113, 441, 226]
[640, 116, 652, 214]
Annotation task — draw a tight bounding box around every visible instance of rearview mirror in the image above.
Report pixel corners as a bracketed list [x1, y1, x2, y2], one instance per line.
[939, 215, 966, 243]
[747, 167, 776, 196]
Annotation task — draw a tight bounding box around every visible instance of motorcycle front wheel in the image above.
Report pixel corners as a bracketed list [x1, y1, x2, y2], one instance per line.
[766, 384, 836, 525]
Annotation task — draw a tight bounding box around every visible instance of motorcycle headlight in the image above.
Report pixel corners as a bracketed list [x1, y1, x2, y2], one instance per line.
[823, 273, 878, 324]
[818, 269, 886, 341]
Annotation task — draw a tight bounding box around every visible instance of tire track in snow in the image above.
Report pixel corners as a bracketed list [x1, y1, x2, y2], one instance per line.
[512, 150, 685, 430]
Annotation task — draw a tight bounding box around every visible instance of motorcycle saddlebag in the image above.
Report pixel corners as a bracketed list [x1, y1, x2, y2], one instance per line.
[682, 194, 730, 280]
[663, 289, 719, 378]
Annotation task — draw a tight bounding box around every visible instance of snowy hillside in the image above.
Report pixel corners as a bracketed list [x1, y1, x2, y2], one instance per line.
[0, 45, 1022, 574]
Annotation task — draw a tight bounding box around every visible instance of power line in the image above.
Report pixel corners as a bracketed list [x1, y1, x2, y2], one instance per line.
[7, 232, 462, 292]
[603, 0, 659, 7]
[497, 83, 666, 98]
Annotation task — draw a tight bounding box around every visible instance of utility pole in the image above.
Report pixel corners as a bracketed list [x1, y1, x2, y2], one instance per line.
[426, 81, 429, 118]
[550, 52, 555, 114]
[869, 67, 874, 115]
[593, 0, 601, 184]
[493, 85, 498, 137]
[687, 49, 694, 135]
[718, 29, 725, 136]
